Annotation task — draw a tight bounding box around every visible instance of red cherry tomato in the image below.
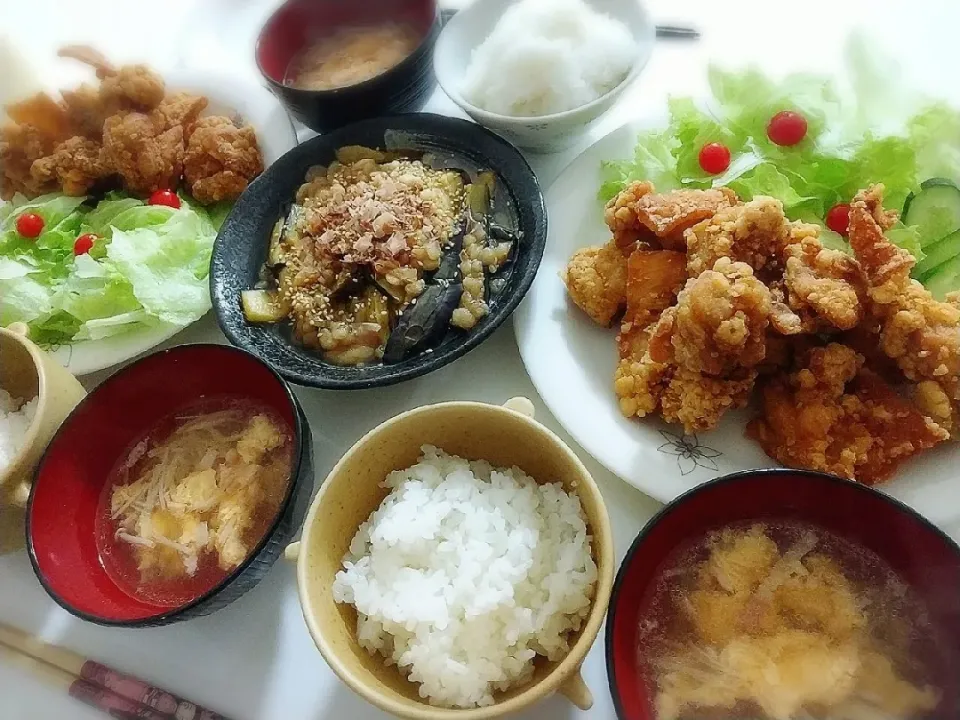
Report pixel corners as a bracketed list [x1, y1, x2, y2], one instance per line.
[767, 110, 808, 147]
[698, 142, 731, 175]
[15, 212, 45, 239]
[148, 190, 181, 209]
[74, 233, 97, 256]
[826, 203, 851, 236]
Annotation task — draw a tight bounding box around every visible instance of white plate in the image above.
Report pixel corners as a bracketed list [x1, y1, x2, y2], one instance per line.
[514, 120, 960, 530]
[29, 68, 298, 376]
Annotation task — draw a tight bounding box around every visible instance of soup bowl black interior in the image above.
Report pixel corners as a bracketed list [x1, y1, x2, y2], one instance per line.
[210, 113, 546, 389]
[256, 0, 439, 133]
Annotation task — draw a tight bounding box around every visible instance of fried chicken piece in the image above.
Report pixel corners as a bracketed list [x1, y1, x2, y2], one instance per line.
[4, 92, 72, 140]
[685, 196, 789, 277]
[0, 123, 59, 199]
[562, 240, 629, 326]
[156, 92, 209, 131]
[652, 257, 772, 376]
[617, 249, 687, 351]
[101, 64, 166, 111]
[614, 347, 672, 419]
[604, 182, 738, 251]
[634, 187, 739, 250]
[849, 184, 960, 412]
[60, 84, 113, 138]
[59, 46, 165, 111]
[30, 136, 108, 196]
[183, 115, 264, 204]
[748, 344, 949, 484]
[660, 366, 756, 433]
[780, 223, 866, 332]
[56, 47, 165, 140]
[101, 112, 184, 195]
[604, 180, 656, 251]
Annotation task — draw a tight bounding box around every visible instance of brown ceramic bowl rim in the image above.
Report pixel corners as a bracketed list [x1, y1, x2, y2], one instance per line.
[254, 0, 440, 98]
[0, 324, 53, 492]
[295, 400, 616, 719]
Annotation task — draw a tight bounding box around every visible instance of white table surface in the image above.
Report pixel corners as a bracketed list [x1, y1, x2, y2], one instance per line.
[2, 1, 959, 718]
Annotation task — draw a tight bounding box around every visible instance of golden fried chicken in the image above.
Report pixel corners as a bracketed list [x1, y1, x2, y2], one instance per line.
[156, 92, 208, 130]
[616, 249, 686, 357]
[5, 92, 72, 141]
[604, 182, 738, 251]
[102, 112, 184, 195]
[652, 257, 772, 376]
[849, 185, 960, 421]
[30, 136, 108, 196]
[685, 195, 789, 277]
[784, 237, 864, 331]
[660, 367, 757, 433]
[614, 347, 672, 419]
[633, 186, 739, 250]
[604, 180, 656, 252]
[59, 45, 165, 111]
[0, 123, 59, 199]
[748, 344, 949, 484]
[183, 115, 264, 204]
[56, 47, 165, 140]
[562, 240, 628, 326]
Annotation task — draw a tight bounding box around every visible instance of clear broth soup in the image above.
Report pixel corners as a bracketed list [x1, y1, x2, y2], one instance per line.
[637, 521, 948, 720]
[95, 396, 293, 608]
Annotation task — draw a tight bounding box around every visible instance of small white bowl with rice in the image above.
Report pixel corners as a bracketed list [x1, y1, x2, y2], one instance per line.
[0, 323, 86, 554]
[434, 0, 655, 152]
[285, 397, 614, 719]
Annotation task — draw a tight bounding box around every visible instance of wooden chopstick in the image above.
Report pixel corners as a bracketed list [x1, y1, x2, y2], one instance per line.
[0, 642, 171, 720]
[0, 622, 231, 720]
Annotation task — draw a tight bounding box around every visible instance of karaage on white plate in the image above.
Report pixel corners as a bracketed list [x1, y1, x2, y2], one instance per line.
[564, 181, 958, 485]
[0, 46, 263, 203]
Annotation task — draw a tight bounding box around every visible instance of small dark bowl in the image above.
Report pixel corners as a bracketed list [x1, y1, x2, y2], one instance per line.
[26, 344, 313, 627]
[607, 470, 960, 720]
[211, 113, 546, 390]
[256, 0, 439, 134]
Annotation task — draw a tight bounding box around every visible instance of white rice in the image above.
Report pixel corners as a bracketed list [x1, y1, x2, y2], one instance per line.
[460, 0, 637, 118]
[332, 445, 598, 709]
[0, 388, 38, 475]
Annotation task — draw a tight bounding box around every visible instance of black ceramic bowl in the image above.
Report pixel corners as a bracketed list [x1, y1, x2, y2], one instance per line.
[27, 345, 313, 627]
[256, 0, 439, 134]
[211, 113, 547, 389]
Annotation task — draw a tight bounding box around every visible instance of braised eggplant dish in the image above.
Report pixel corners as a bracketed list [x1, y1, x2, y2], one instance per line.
[241, 145, 521, 366]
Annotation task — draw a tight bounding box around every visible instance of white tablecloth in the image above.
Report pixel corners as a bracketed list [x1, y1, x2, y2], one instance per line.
[1, 1, 958, 718]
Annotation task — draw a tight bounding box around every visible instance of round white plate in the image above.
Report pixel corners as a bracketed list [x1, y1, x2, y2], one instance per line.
[514, 121, 960, 530]
[38, 68, 298, 376]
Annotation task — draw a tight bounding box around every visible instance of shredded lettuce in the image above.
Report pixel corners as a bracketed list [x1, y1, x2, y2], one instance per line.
[599, 37, 960, 261]
[0, 192, 225, 346]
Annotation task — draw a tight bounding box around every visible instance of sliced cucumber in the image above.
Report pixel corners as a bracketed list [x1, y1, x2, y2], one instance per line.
[915, 229, 960, 279]
[903, 178, 960, 248]
[923, 253, 960, 300]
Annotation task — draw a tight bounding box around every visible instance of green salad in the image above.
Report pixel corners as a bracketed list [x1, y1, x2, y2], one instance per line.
[0, 193, 230, 346]
[599, 39, 960, 297]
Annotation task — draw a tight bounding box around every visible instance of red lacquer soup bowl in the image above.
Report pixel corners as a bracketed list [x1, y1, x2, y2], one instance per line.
[606, 470, 960, 720]
[27, 344, 314, 627]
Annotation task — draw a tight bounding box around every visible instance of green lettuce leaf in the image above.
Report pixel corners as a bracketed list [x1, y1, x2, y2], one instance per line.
[106, 210, 213, 327]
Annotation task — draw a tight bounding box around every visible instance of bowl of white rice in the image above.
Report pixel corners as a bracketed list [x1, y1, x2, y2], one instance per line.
[286, 397, 614, 718]
[434, 0, 655, 152]
[0, 323, 86, 553]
